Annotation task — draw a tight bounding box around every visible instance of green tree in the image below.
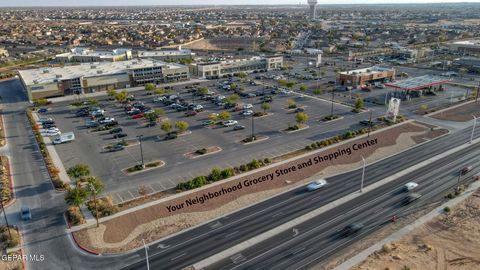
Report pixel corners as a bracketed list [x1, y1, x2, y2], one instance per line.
[154, 88, 166, 96]
[208, 113, 218, 122]
[226, 94, 240, 104]
[67, 164, 91, 179]
[261, 103, 271, 113]
[33, 98, 48, 107]
[355, 98, 364, 110]
[218, 111, 231, 120]
[107, 89, 118, 98]
[64, 187, 89, 207]
[295, 112, 309, 125]
[230, 83, 238, 90]
[287, 99, 297, 109]
[144, 83, 156, 92]
[161, 120, 173, 133]
[87, 98, 98, 106]
[238, 72, 247, 81]
[85, 176, 105, 195]
[419, 104, 428, 112]
[115, 90, 128, 103]
[197, 86, 209, 96]
[299, 85, 308, 92]
[175, 121, 189, 132]
[285, 81, 296, 89]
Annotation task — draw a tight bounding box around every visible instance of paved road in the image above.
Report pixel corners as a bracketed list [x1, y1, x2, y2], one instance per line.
[208, 138, 480, 270]
[120, 119, 480, 270]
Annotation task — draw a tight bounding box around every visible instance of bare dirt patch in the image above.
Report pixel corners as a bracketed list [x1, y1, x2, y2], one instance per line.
[430, 101, 480, 122]
[73, 121, 447, 253]
[350, 190, 480, 270]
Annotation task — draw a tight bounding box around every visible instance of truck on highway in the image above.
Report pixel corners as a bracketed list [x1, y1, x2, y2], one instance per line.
[52, 132, 75, 145]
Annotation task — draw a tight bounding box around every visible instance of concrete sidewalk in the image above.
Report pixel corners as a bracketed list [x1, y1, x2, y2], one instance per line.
[334, 180, 480, 270]
[47, 78, 208, 104]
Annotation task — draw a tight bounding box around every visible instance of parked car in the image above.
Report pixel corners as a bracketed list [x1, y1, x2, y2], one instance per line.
[341, 223, 364, 236]
[193, 105, 204, 111]
[20, 207, 31, 220]
[247, 93, 256, 98]
[185, 111, 198, 117]
[361, 86, 371, 92]
[113, 133, 128, 139]
[359, 120, 374, 126]
[164, 132, 178, 140]
[109, 127, 123, 134]
[202, 120, 214, 126]
[233, 125, 245, 130]
[42, 123, 56, 129]
[243, 104, 253, 109]
[109, 144, 124, 152]
[145, 121, 157, 127]
[37, 108, 48, 113]
[306, 179, 327, 191]
[132, 113, 145, 119]
[223, 120, 238, 127]
[460, 166, 473, 175]
[38, 117, 54, 123]
[403, 182, 418, 191]
[85, 120, 99, 128]
[99, 117, 115, 124]
[153, 96, 166, 103]
[294, 107, 305, 113]
[240, 110, 254, 116]
[262, 96, 273, 103]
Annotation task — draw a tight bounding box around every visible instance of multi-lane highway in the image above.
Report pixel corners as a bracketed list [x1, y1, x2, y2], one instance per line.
[207, 137, 480, 270]
[121, 123, 480, 270]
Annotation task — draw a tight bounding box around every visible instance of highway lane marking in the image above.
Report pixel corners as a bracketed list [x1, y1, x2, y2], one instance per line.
[224, 230, 240, 239]
[271, 212, 284, 218]
[209, 221, 222, 229]
[230, 253, 246, 264]
[157, 243, 170, 249]
[169, 252, 187, 261]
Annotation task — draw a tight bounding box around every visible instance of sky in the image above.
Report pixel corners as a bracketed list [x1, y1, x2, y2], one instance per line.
[0, 0, 479, 7]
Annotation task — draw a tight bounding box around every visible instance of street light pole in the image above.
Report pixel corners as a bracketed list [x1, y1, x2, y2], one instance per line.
[88, 183, 99, 228]
[476, 82, 480, 103]
[330, 90, 335, 117]
[0, 195, 12, 240]
[143, 239, 150, 270]
[470, 115, 477, 144]
[137, 135, 145, 168]
[360, 156, 366, 193]
[251, 114, 255, 140]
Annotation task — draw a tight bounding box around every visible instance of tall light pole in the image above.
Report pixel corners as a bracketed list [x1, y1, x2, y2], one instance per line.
[137, 135, 145, 168]
[360, 156, 366, 192]
[251, 114, 255, 140]
[143, 239, 150, 270]
[88, 182, 99, 228]
[470, 115, 477, 144]
[330, 90, 335, 117]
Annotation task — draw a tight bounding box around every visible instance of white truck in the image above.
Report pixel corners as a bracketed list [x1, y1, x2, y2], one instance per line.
[52, 132, 75, 145]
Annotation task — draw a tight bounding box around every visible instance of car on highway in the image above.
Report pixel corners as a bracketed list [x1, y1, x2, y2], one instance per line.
[341, 223, 363, 236]
[460, 166, 473, 175]
[37, 108, 48, 113]
[109, 127, 123, 134]
[165, 132, 178, 140]
[223, 120, 238, 127]
[20, 207, 31, 220]
[113, 133, 128, 139]
[306, 179, 328, 191]
[403, 182, 418, 191]
[404, 193, 422, 204]
[202, 120, 214, 126]
[233, 125, 245, 131]
[132, 113, 145, 119]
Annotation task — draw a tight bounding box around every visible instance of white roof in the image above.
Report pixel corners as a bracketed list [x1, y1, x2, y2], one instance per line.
[56, 47, 131, 59]
[138, 49, 194, 57]
[19, 59, 185, 86]
[452, 40, 480, 46]
[340, 66, 394, 75]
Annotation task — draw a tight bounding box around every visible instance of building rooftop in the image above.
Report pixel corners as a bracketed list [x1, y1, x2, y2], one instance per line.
[452, 40, 480, 46]
[56, 47, 131, 59]
[137, 49, 194, 57]
[339, 66, 394, 76]
[385, 75, 451, 91]
[19, 59, 184, 86]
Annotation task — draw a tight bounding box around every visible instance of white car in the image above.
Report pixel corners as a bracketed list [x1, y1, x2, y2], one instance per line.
[193, 105, 204, 111]
[306, 179, 328, 191]
[153, 96, 166, 103]
[99, 117, 115, 124]
[42, 130, 61, 137]
[43, 127, 60, 132]
[404, 182, 418, 191]
[223, 120, 238, 127]
[241, 110, 254, 116]
[243, 104, 253, 109]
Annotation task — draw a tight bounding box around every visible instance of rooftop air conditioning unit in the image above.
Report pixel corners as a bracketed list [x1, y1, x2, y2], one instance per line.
[56, 74, 62, 78]
[97, 70, 103, 74]
[43, 69, 49, 73]
[90, 65, 96, 69]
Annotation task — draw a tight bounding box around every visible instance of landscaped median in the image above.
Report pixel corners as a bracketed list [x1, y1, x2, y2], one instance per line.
[0, 110, 6, 146]
[71, 120, 448, 254]
[0, 156, 14, 207]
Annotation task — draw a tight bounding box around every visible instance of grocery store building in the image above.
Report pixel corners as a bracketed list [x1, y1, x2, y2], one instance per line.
[336, 66, 396, 90]
[19, 59, 189, 100]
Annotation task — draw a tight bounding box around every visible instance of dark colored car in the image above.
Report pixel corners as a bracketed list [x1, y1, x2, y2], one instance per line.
[359, 120, 374, 126]
[113, 133, 128, 139]
[341, 223, 364, 236]
[295, 107, 305, 113]
[21, 207, 31, 220]
[42, 123, 56, 129]
[145, 121, 157, 127]
[104, 120, 118, 127]
[164, 132, 178, 140]
[37, 108, 48, 113]
[109, 127, 123, 134]
[460, 166, 473, 175]
[233, 125, 245, 130]
[262, 96, 273, 103]
[404, 193, 422, 204]
[109, 144, 124, 152]
[184, 111, 197, 117]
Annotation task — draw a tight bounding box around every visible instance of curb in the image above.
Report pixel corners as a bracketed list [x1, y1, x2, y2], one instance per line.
[426, 99, 475, 117]
[64, 213, 101, 256]
[3, 156, 16, 208]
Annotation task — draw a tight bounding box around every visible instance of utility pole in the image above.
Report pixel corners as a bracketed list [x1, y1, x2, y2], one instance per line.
[88, 183, 99, 228]
[360, 156, 366, 193]
[330, 90, 335, 117]
[470, 115, 477, 144]
[0, 195, 12, 240]
[143, 239, 150, 270]
[251, 114, 255, 140]
[137, 135, 145, 168]
[476, 82, 480, 103]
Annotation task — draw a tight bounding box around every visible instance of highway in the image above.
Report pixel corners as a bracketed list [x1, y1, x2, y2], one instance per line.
[121, 123, 480, 270]
[207, 137, 480, 270]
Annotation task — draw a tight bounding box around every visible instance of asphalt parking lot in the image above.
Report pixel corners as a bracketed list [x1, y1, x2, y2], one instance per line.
[42, 77, 369, 203]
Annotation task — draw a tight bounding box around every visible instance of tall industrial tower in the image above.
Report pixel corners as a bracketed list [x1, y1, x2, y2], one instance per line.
[308, 0, 318, 20]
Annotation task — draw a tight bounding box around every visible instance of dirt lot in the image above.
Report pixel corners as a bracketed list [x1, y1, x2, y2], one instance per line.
[430, 101, 480, 122]
[73, 121, 448, 253]
[183, 37, 259, 51]
[351, 189, 480, 270]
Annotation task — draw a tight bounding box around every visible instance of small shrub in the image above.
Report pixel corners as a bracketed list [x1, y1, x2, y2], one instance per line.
[263, 158, 271, 164]
[247, 159, 261, 170]
[0, 227, 20, 248]
[52, 178, 66, 189]
[196, 148, 208, 155]
[444, 206, 451, 213]
[344, 131, 355, 139]
[209, 167, 222, 181]
[88, 196, 118, 218]
[305, 145, 313, 150]
[221, 168, 234, 179]
[66, 206, 85, 225]
[145, 161, 161, 168]
[239, 164, 248, 172]
[446, 193, 455, 199]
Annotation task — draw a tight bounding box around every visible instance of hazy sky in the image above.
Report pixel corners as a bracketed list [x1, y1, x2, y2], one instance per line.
[0, 0, 479, 7]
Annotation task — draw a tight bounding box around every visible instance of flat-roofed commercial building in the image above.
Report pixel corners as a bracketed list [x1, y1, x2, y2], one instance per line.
[190, 55, 283, 79]
[55, 47, 133, 63]
[137, 49, 195, 61]
[449, 40, 480, 56]
[19, 59, 189, 100]
[336, 66, 396, 89]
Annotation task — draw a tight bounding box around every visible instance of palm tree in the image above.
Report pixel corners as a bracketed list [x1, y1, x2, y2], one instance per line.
[65, 187, 89, 207]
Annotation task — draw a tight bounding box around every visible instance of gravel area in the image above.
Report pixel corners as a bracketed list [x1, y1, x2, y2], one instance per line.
[73, 121, 446, 253]
[430, 101, 480, 122]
